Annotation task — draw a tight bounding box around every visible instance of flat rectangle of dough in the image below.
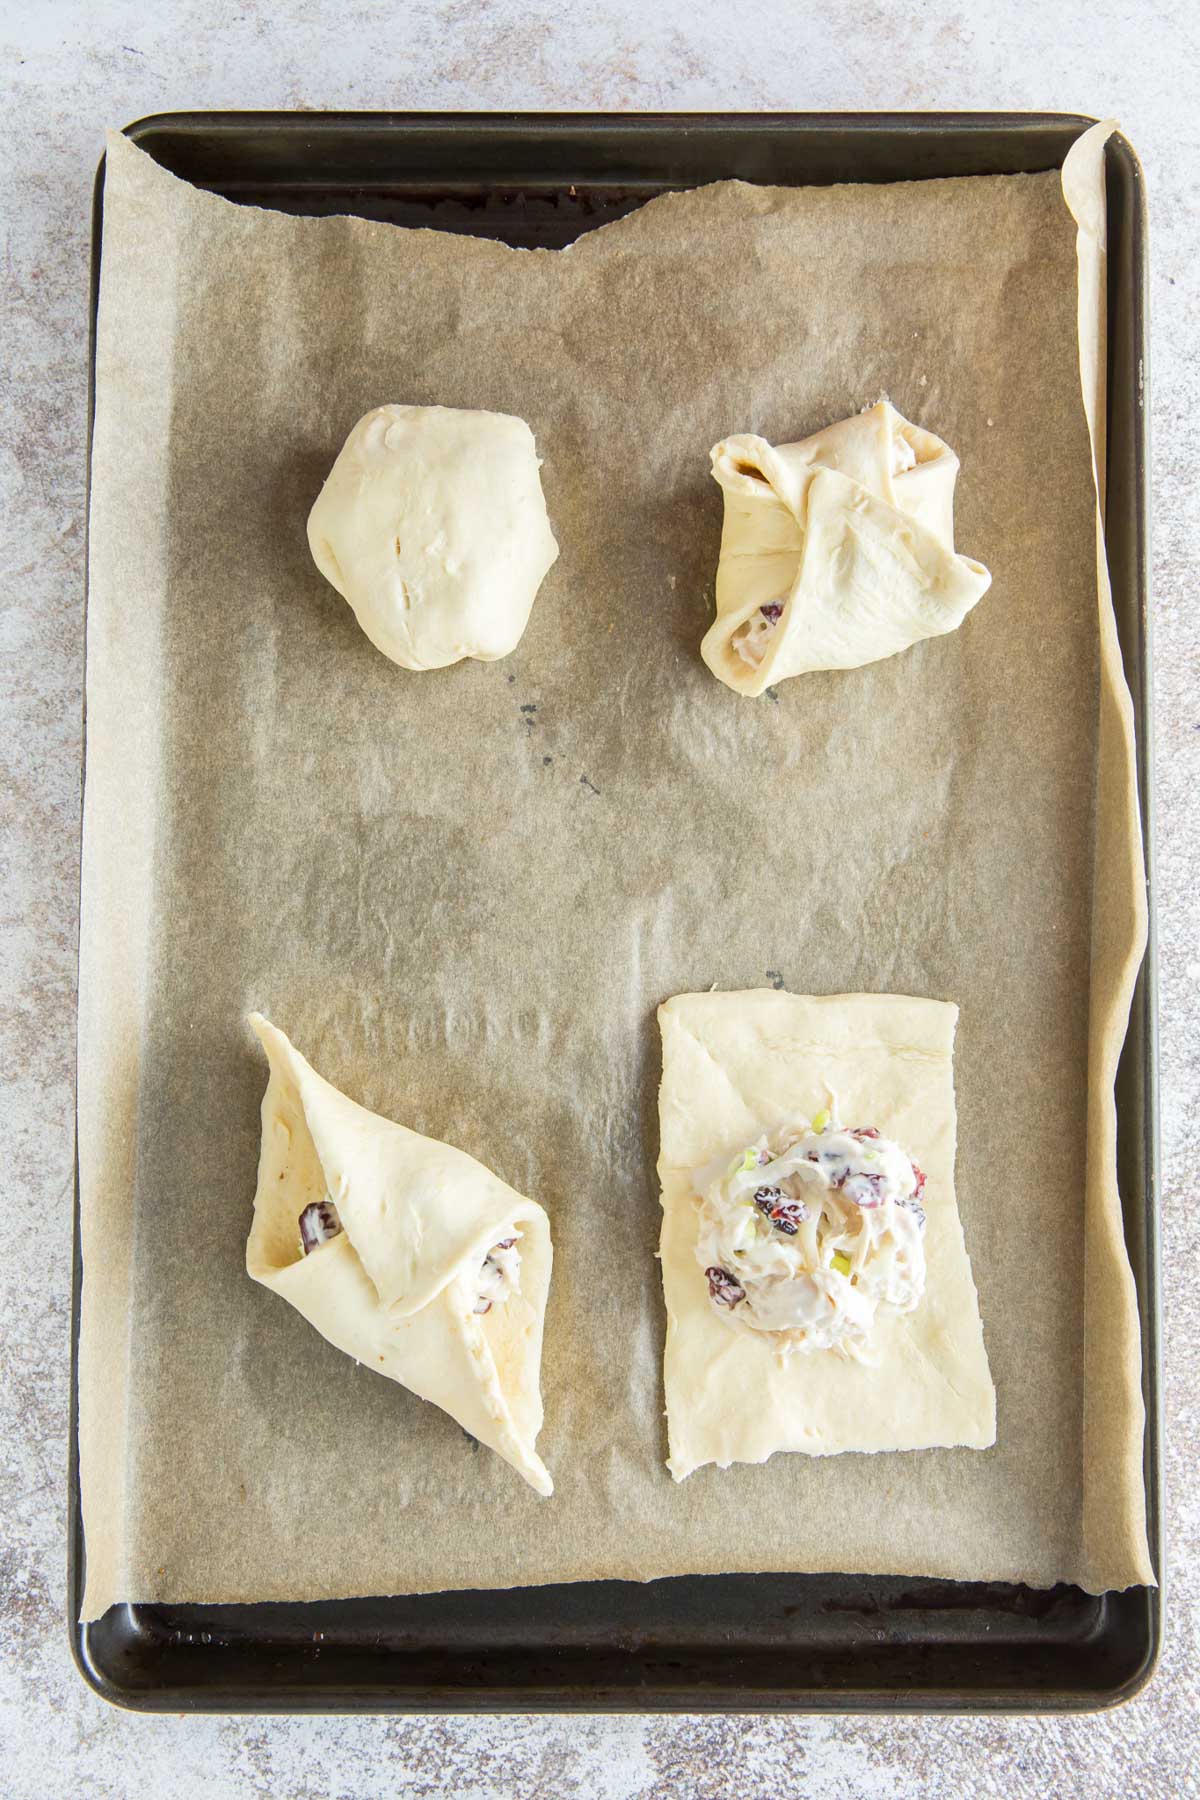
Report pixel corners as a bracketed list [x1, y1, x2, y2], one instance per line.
[658, 989, 996, 1478]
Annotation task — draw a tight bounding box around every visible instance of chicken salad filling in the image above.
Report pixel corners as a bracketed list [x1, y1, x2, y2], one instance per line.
[694, 1111, 927, 1357]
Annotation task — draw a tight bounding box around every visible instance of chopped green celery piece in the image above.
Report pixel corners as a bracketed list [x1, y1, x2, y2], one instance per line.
[831, 1250, 852, 1277]
[811, 1108, 830, 1133]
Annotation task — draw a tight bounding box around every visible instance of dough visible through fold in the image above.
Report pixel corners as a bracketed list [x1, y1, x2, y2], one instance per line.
[246, 1013, 553, 1495]
[701, 400, 992, 695]
[657, 989, 995, 1479]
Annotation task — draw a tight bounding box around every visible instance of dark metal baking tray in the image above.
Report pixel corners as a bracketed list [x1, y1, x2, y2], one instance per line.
[70, 111, 1160, 1714]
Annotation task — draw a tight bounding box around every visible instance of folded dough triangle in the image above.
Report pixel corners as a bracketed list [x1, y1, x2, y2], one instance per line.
[700, 400, 992, 695]
[246, 1014, 553, 1495]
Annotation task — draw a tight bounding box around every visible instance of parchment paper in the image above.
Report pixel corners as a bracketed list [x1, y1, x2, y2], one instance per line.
[78, 127, 1152, 1617]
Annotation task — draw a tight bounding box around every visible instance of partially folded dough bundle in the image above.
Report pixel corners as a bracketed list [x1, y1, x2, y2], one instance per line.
[701, 401, 992, 696]
[246, 1014, 554, 1495]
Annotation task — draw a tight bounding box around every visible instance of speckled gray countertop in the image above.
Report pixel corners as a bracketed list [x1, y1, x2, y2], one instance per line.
[2, 3, 1197, 1794]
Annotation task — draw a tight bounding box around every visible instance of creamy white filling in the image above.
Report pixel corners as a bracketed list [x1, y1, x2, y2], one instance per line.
[892, 431, 918, 474]
[694, 1118, 926, 1356]
[298, 1198, 342, 1255]
[297, 1201, 523, 1322]
[474, 1232, 522, 1314]
[731, 602, 785, 668]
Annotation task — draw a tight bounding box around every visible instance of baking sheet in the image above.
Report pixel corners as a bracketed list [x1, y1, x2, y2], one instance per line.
[78, 126, 1151, 1618]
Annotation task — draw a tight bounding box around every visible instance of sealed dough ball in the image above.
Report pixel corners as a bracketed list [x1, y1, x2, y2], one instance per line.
[307, 404, 558, 670]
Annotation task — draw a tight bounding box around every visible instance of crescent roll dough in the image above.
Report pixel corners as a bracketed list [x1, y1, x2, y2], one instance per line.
[307, 404, 558, 671]
[246, 1014, 553, 1495]
[700, 401, 992, 695]
[657, 990, 995, 1479]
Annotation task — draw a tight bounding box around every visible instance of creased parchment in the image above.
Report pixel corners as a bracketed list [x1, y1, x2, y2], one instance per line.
[78, 127, 1152, 1618]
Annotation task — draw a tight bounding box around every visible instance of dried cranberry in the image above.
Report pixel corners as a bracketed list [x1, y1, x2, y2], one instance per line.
[851, 1127, 880, 1140]
[842, 1170, 886, 1207]
[705, 1267, 746, 1308]
[760, 601, 784, 621]
[753, 1187, 807, 1235]
[493, 1236, 517, 1251]
[911, 1165, 926, 1200]
[299, 1199, 342, 1254]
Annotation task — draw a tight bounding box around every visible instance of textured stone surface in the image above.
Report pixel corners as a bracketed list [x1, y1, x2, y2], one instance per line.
[1, 2, 1196, 1793]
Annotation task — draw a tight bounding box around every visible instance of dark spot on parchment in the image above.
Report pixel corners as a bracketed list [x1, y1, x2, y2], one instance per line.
[543, 755, 552, 766]
[580, 774, 600, 796]
[766, 969, 785, 990]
